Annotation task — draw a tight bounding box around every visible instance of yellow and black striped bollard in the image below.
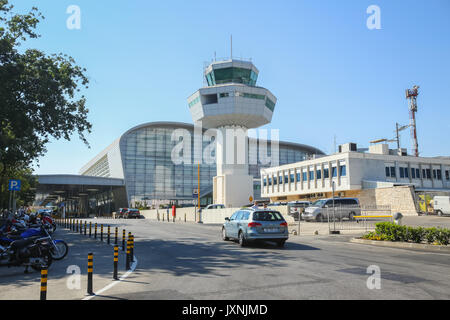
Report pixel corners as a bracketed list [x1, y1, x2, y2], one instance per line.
[84, 221, 87, 235]
[100, 224, 103, 242]
[113, 246, 119, 280]
[40, 268, 48, 300]
[107, 226, 110, 244]
[80, 220, 83, 234]
[87, 253, 94, 295]
[126, 238, 131, 270]
[115, 227, 118, 245]
[89, 222, 92, 237]
[94, 223, 97, 239]
[122, 229, 126, 251]
[130, 234, 134, 263]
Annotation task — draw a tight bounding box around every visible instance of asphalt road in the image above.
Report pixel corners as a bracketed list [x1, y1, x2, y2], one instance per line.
[1, 217, 448, 300]
[84, 218, 450, 300]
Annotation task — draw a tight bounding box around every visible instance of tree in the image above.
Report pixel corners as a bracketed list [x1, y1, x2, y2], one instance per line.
[0, 1, 91, 208]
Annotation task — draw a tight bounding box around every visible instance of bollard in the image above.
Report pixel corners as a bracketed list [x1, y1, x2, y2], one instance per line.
[184, 213, 186, 223]
[87, 253, 94, 295]
[115, 227, 118, 245]
[84, 221, 87, 235]
[100, 224, 103, 242]
[40, 268, 48, 300]
[80, 220, 83, 235]
[130, 234, 134, 263]
[122, 229, 126, 251]
[107, 226, 110, 244]
[113, 246, 118, 280]
[126, 239, 131, 270]
[76, 220, 78, 233]
[94, 223, 97, 239]
[89, 222, 92, 237]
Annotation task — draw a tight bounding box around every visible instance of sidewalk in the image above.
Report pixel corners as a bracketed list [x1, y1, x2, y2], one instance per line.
[0, 227, 131, 300]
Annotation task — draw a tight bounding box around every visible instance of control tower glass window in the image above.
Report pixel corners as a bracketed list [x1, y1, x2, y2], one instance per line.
[206, 67, 258, 86]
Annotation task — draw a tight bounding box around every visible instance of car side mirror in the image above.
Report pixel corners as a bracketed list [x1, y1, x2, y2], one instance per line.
[225, 217, 230, 221]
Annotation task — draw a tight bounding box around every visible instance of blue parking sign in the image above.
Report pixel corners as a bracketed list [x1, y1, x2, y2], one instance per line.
[8, 179, 21, 191]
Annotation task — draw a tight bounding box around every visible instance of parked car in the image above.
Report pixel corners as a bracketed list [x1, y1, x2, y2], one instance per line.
[124, 209, 141, 219]
[287, 201, 311, 221]
[222, 209, 289, 247]
[116, 208, 128, 219]
[433, 196, 450, 216]
[303, 198, 360, 222]
[199, 204, 225, 213]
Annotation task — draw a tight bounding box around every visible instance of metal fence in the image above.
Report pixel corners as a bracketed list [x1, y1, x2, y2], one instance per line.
[326, 205, 392, 233]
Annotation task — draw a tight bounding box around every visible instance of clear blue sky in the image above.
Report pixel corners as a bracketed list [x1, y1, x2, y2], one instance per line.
[12, 0, 450, 174]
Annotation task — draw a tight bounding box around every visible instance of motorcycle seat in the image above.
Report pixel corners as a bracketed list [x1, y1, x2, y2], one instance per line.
[10, 238, 36, 250]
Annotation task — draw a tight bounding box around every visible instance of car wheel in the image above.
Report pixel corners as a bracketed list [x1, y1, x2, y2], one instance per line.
[276, 240, 286, 248]
[238, 231, 247, 247]
[349, 212, 356, 221]
[222, 228, 229, 241]
[437, 210, 443, 217]
[316, 214, 323, 222]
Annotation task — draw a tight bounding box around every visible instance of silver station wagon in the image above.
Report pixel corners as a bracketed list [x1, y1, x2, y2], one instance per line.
[222, 209, 289, 247]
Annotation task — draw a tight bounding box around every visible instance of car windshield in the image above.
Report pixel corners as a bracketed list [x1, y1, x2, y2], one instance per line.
[312, 200, 327, 207]
[252, 211, 283, 221]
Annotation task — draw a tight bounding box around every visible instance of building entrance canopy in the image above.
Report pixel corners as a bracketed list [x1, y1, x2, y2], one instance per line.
[35, 175, 127, 217]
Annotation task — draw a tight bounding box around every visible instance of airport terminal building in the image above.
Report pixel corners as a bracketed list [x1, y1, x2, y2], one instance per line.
[79, 121, 324, 207]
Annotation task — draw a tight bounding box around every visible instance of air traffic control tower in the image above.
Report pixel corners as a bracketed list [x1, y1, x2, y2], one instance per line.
[188, 59, 277, 207]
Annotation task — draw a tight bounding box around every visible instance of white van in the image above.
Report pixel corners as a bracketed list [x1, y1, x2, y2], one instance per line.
[433, 196, 450, 216]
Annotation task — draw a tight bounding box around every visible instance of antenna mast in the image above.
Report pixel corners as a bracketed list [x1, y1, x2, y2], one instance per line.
[405, 85, 420, 157]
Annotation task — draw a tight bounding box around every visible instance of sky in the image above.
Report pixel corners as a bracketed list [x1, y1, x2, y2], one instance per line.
[9, 0, 450, 175]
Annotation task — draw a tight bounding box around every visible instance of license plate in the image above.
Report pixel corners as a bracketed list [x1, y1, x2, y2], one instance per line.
[264, 228, 279, 233]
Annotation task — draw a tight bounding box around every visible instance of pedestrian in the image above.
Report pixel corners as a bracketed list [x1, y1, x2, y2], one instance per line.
[251, 201, 259, 209]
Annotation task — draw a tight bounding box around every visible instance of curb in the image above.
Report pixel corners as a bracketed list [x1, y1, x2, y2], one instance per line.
[350, 238, 450, 253]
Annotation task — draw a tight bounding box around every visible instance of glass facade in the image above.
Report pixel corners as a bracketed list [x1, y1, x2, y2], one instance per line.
[119, 123, 321, 205]
[206, 67, 258, 86]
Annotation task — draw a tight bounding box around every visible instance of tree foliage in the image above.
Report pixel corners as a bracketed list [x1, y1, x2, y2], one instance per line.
[0, 0, 91, 208]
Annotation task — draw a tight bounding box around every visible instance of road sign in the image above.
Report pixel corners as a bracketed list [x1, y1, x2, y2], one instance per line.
[193, 189, 198, 199]
[249, 196, 253, 202]
[8, 179, 21, 191]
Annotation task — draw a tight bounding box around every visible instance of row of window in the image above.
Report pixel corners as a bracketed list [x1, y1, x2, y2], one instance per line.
[263, 165, 346, 187]
[205, 67, 258, 87]
[386, 166, 450, 181]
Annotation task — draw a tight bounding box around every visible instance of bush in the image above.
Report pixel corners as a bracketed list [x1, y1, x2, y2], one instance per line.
[365, 222, 449, 245]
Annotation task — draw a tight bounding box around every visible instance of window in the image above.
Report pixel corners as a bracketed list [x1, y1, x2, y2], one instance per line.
[309, 171, 315, 180]
[290, 173, 295, 182]
[416, 168, 420, 179]
[316, 170, 322, 180]
[437, 169, 442, 180]
[285, 175, 289, 183]
[263, 178, 267, 187]
[324, 168, 329, 179]
[390, 167, 396, 178]
[426, 169, 431, 179]
[400, 167, 405, 178]
[411, 168, 416, 179]
[252, 211, 283, 221]
[446, 170, 450, 180]
[242, 212, 250, 220]
[385, 167, 390, 177]
[279, 176, 283, 184]
[423, 169, 426, 179]
[265, 98, 276, 112]
[332, 167, 337, 177]
[339, 165, 346, 177]
[268, 177, 272, 186]
[212, 67, 255, 86]
[433, 169, 437, 180]
[188, 96, 200, 108]
[296, 172, 301, 182]
[219, 92, 229, 98]
[302, 172, 307, 181]
[235, 211, 244, 220]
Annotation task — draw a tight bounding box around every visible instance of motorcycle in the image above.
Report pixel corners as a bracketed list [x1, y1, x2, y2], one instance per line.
[0, 225, 68, 261]
[0, 236, 53, 273]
